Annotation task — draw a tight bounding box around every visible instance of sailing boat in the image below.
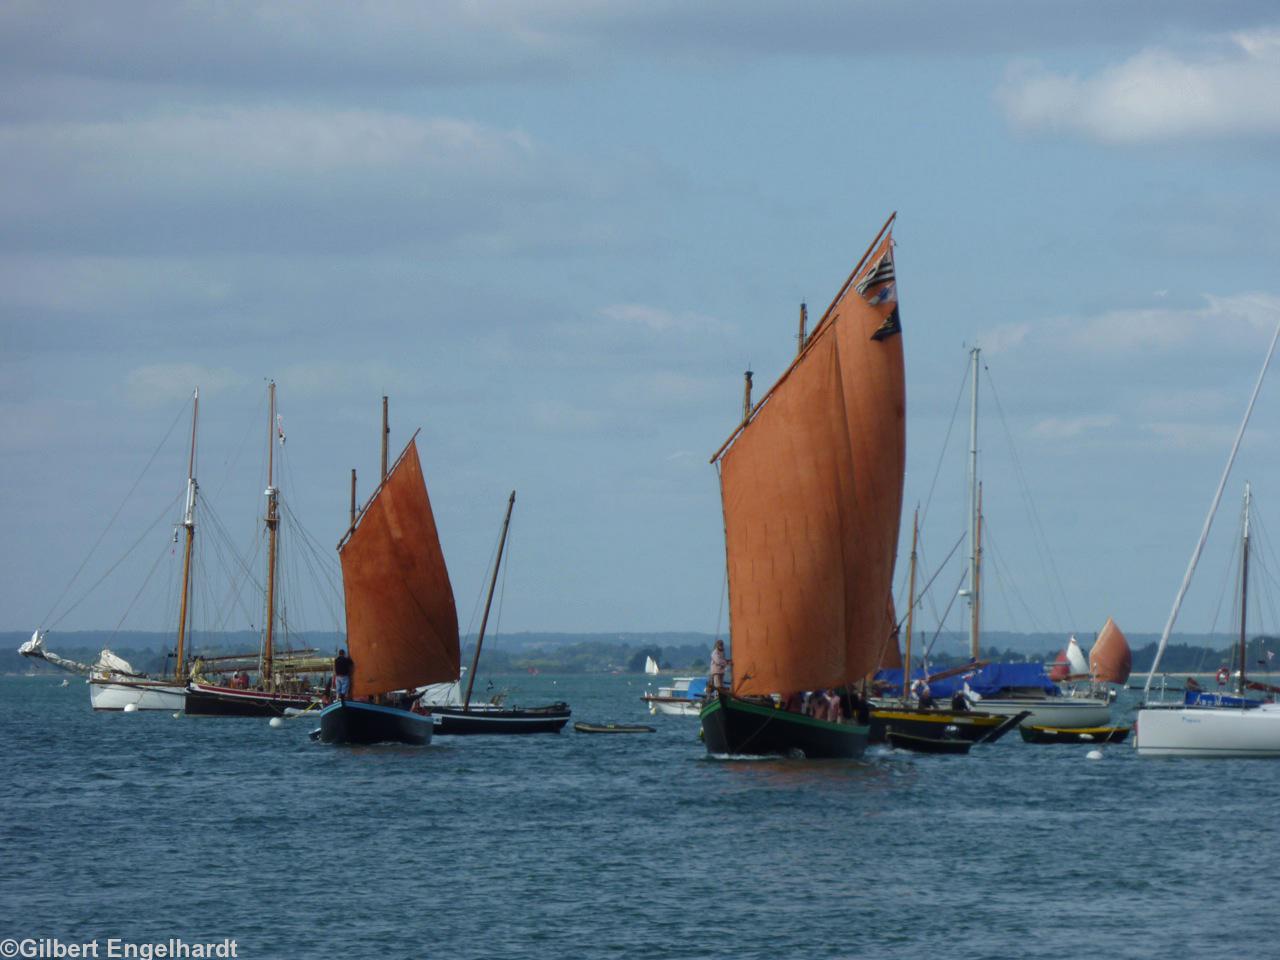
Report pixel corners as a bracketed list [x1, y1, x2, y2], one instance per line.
[1135, 484, 1280, 756]
[699, 215, 906, 759]
[315, 433, 461, 746]
[184, 382, 325, 718]
[644, 655, 660, 676]
[80, 389, 204, 711]
[427, 492, 572, 735]
[939, 347, 1111, 729]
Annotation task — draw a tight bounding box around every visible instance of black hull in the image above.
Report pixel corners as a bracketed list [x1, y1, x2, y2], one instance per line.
[869, 707, 1021, 745]
[185, 685, 317, 718]
[885, 730, 973, 754]
[1020, 725, 1131, 745]
[573, 722, 656, 734]
[431, 703, 570, 735]
[315, 700, 433, 745]
[700, 694, 867, 759]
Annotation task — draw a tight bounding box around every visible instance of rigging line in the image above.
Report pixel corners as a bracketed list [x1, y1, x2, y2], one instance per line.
[1145, 314, 1280, 696]
[982, 362, 1074, 629]
[895, 531, 966, 632]
[1252, 507, 1280, 636]
[981, 523, 1039, 636]
[918, 357, 972, 538]
[463, 508, 507, 644]
[41, 397, 191, 628]
[49, 489, 186, 630]
[109, 538, 174, 639]
[922, 569, 969, 663]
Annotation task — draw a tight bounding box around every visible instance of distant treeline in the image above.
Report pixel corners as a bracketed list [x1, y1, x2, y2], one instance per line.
[6, 630, 1278, 677]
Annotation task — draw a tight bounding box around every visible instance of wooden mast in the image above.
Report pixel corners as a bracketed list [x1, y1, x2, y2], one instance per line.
[381, 396, 389, 483]
[796, 302, 808, 357]
[463, 490, 516, 711]
[741, 370, 753, 425]
[902, 507, 919, 700]
[174, 388, 199, 680]
[1239, 482, 1251, 695]
[967, 346, 981, 661]
[349, 469, 357, 529]
[262, 381, 280, 690]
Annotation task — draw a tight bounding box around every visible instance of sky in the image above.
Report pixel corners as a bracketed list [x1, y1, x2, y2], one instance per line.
[6, 2, 1280, 654]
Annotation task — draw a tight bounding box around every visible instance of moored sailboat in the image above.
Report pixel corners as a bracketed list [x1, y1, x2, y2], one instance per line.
[316, 433, 461, 746]
[427, 491, 571, 735]
[700, 215, 906, 759]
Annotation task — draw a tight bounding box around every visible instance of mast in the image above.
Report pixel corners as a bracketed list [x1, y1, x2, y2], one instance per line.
[1143, 317, 1280, 697]
[1239, 483, 1251, 695]
[741, 370, 753, 425]
[174, 388, 199, 680]
[262, 381, 280, 690]
[349, 468, 357, 529]
[902, 507, 919, 699]
[464, 491, 516, 711]
[381, 396, 389, 483]
[797, 303, 808, 357]
[967, 347, 981, 661]
[972, 484, 983, 660]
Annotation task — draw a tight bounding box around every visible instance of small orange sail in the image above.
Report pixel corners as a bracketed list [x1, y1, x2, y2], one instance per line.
[715, 218, 905, 696]
[339, 437, 460, 698]
[1049, 649, 1070, 681]
[1089, 617, 1132, 684]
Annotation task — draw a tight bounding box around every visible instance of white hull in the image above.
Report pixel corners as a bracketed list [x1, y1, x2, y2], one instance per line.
[969, 697, 1111, 728]
[90, 678, 187, 711]
[1134, 703, 1280, 757]
[645, 698, 701, 717]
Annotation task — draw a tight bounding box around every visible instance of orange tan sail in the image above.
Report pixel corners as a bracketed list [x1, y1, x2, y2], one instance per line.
[715, 219, 905, 696]
[339, 437, 460, 698]
[1089, 616, 1132, 684]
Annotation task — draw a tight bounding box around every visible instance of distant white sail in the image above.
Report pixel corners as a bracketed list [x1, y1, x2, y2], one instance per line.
[644, 656, 660, 675]
[1066, 636, 1088, 676]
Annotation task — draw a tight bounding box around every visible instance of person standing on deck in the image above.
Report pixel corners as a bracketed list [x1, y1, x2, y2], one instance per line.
[708, 638, 731, 695]
[333, 648, 354, 701]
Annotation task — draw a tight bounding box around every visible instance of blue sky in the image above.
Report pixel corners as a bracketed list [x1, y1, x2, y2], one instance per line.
[6, 2, 1280, 655]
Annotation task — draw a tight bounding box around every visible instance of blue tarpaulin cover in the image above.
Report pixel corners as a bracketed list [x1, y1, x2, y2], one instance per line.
[874, 662, 1058, 698]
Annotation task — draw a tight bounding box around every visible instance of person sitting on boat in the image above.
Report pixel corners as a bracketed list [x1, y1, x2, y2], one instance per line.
[333, 648, 354, 701]
[950, 689, 970, 712]
[708, 639, 731, 694]
[912, 678, 934, 709]
[782, 690, 805, 714]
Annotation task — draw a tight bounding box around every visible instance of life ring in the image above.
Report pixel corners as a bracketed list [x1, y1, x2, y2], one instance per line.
[1216, 667, 1229, 686]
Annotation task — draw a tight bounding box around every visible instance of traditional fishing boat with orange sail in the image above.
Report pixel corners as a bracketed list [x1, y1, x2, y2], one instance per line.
[315, 432, 460, 746]
[700, 214, 906, 759]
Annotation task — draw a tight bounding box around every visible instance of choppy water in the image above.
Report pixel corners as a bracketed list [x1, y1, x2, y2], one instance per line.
[1, 674, 1276, 960]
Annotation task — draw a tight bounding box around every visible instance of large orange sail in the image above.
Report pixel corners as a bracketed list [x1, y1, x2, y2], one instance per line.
[339, 438, 460, 697]
[715, 221, 906, 696]
[1089, 616, 1132, 684]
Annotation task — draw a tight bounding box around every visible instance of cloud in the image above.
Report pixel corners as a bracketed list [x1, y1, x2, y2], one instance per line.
[599, 303, 733, 338]
[1027, 293, 1280, 356]
[0, 107, 575, 256]
[979, 322, 1031, 355]
[999, 29, 1280, 143]
[1142, 420, 1263, 450]
[1030, 414, 1116, 440]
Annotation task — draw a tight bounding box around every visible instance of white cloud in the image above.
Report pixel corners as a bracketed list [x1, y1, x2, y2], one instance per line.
[1142, 421, 1259, 451]
[1030, 414, 1116, 440]
[1033, 293, 1280, 356]
[599, 303, 733, 338]
[999, 29, 1280, 143]
[978, 322, 1031, 355]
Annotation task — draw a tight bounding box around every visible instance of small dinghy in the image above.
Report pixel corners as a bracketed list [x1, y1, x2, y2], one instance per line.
[1019, 724, 1131, 745]
[573, 722, 656, 734]
[885, 730, 973, 755]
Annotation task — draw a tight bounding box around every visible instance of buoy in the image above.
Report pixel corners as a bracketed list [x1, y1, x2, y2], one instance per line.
[269, 717, 284, 728]
[123, 703, 138, 713]
[1086, 749, 1103, 760]
[172, 712, 181, 719]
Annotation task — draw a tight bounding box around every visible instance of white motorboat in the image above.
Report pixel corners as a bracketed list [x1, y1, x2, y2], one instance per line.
[641, 676, 707, 716]
[89, 676, 187, 712]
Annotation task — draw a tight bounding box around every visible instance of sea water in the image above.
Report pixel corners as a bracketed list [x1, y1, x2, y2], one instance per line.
[0, 675, 1274, 960]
